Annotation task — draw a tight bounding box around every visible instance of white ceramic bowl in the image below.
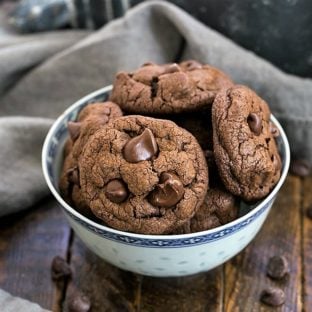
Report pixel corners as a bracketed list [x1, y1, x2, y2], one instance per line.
[42, 85, 290, 277]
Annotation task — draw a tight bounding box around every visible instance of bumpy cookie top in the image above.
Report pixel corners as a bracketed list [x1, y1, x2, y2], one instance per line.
[110, 60, 233, 114]
[174, 188, 238, 234]
[212, 85, 281, 202]
[79, 115, 208, 234]
[70, 102, 123, 159]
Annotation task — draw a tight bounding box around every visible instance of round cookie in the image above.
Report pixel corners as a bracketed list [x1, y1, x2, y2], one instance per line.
[212, 85, 282, 202]
[174, 188, 239, 234]
[59, 101, 123, 217]
[110, 60, 233, 114]
[79, 115, 208, 234]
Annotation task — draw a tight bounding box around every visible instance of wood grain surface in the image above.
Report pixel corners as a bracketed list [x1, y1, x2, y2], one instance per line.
[0, 197, 71, 310]
[224, 176, 302, 312]
[0, 175, 310, 311]
[303, 175, 312, 311]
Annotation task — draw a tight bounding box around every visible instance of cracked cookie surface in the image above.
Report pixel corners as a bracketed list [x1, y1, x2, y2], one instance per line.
[79, 115, 208, 234]
[110, 60, 233, 114]
[59, 102, 123, 216]
[174, 187, 239, 234]
[212, 85, 281, 202]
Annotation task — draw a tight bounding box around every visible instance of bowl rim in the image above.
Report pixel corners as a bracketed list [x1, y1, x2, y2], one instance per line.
[42, 85, 291, 240]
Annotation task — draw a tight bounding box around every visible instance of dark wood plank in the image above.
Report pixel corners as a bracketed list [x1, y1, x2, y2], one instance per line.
[0, 197, 71, 311]
[64, 235, 141, 312]
[223, 175, 302, 311]
[140, 268, 224, 312]
[303, 175, 312, 311]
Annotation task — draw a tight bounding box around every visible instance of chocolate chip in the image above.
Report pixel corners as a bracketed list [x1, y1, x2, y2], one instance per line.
[123, 128, 158, 163]
[306, 205, 312, 219]
[260, 287, 285, 307]
[149, 172, 185, 208]
[67, 167, 80, 186]
[290, 159, 311, 177]
[269, 122, 280, 137]
[184, 60, 202, 71]
[267, 255, 289, 280]
[247, 113, 262, 135]
[68, 121, 81, 141]
[67, 290, 91, 312]
[51, 256, 72, 281]
[163, 63, 181, 74]
[105, 179, 128, 204]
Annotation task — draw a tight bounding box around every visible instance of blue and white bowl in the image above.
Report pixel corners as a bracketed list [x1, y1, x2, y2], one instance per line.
[42, 85, 290, 277]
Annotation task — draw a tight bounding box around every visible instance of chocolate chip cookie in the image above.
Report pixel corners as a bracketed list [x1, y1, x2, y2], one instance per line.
[174, 187, 239, 234]
[59, 101, 123, 216]
[162, 109, 213, 151]
[79, 115, 208, 234]
[212, 85, 282, 202]
[110, 60, 233, 114]
[70, 102, 123, 159]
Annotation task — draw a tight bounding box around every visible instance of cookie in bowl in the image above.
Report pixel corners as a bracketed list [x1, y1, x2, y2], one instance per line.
[78, 115, 208, 234]
[110, 60, 233, 114]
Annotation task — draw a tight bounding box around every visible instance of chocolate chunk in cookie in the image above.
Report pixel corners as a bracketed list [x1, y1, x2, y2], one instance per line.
[110, 61, 233, 114]
[148, 172, 185, 208]
[123, 128, 158, 163]
[105, 179, 128, 204]
[212, 85, 282, 202]
[59, 101, 123, 217]
[79, 115, 208, 234]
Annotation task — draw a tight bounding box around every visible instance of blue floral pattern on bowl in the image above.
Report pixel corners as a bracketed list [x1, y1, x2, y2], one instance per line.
[62, 198, 273, 248]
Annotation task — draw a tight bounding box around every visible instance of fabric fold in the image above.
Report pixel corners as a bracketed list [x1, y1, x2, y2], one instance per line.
[0, 289, 50, 312]
[0, 0, 311, 217]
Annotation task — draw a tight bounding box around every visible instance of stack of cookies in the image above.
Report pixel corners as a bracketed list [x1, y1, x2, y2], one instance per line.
[59, 61, 282, 235]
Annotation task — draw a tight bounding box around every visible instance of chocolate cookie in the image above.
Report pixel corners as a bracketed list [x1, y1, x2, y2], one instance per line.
[59, 152, 91, 217]
[59, 101, 123, 217]
[174, 188, 239, 234]
[70, 102, 123, 159]
[162, 109, 213, 151]
[110, 60, 233, 114]
[79, 115, 208, 234]
[212, 85, 282, 202]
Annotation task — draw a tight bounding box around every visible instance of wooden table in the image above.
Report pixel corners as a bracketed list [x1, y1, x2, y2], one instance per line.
[0, 173, 311, 311]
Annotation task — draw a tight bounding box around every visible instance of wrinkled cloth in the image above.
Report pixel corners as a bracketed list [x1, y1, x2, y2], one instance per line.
[1, 0, 311, 217]
[0, 289, 50, 312]
[1, 1, 312, 309]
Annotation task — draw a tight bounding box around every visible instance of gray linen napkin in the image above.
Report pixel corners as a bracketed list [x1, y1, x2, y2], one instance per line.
[1, 0, 312, 216]
[0, 289, 49, 312]
[0, 1, 312, 309]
